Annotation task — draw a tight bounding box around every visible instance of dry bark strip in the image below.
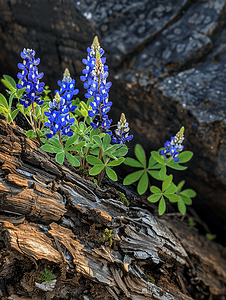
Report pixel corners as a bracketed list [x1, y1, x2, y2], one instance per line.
[0, 119, 226, 300]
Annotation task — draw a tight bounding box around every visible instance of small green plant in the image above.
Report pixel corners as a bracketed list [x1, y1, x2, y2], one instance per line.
[146, 274, 155, 283]
[100, 228, 114, 247]
[119, 192, 129, 206]
[37, 268, 56, 282]
[123, 127, 196, 215]
[188, 218, 196, 227]
[0, 75, 25, 124]
[206, 233, 216, 240]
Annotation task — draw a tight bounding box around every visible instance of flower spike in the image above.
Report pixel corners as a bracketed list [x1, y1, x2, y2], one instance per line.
[159, 126, 185, 162]
[17, 48, 45, 108]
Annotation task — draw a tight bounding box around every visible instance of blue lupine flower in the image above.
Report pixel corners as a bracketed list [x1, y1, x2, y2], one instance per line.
[111, 113, 133, 145]
[55, 68, 79, 112]
[159, 126, 184, 162]
[17, 48, 45, 108]
[44, 69, 78, 139]
[81, 36, 112, 132]
[44, 92, 75, 138]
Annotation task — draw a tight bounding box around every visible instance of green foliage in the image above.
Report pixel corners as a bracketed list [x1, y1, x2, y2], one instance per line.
[146, 274, 155, 283]
[148, 177, 196, 215]
[123, 144, 193, 196]
[0, 75, 26, 124]
[37, 268, 56, 282]
[188, 218, 196, 227]
[86, 132, 128, 185]
[72, 97, 93, 125]
[206, 233, 216, 240]
[124, 143, 195, 216]
[40, 134, 81, 166]
[101, 228, 114, 247]
[119, 192, 130, 206]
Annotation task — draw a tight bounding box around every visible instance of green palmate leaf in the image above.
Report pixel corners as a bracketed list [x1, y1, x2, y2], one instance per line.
[166, 160, 187, 171]
[89, 164, 105, 176]
[106, 167, 117, 181]
[177, 151, 193, 163]
[159, 165, 167, 180]
[86, 155, 103, 165]
[67, 141, 86, 152]
[90, 128, 99, 139]
[107, 157, 124, 167]
[41, 144, 63, 153]
[177, 180, 185, 192]
[148, 170, 162, 180]
[148, 155, 157, 169]
[56, 152, 65, 165]
[0, 93, 9, 110]
[123, 170, 144, 185]
[151, 151, 165, 165]
[177, 199, 186, 215]
[150, 186, 161, 194]
[48, 137, 64, 149]
[65, 152, 80, 167]
[180, 189, 196, 198]
[3, 75, 16, 89]
[65, 134, 79, 149]
[114, 145, 128, 157]
[137, 172, 149, 195]
[92, 135, 102, 148]
[149, 163, 162, 170]
[41, 137, 48, 144]
[106, 153, 117, 160]
[26, 130, 35, 138]
[103, 133, 111, 151]
[147, 193, 161, 203]
[165, 194, 181, 203]
[180, 195, 192, 205]
[164, 182, 177, 194]
[162, 175, 173, 192]
[90, 148, 99, 156]
[105, 144, 118, 153]
[135, 144, 146, 167]
[159, 196, 166, 215]
[99, 133, 105, 138]
[123, 157, 143, 168]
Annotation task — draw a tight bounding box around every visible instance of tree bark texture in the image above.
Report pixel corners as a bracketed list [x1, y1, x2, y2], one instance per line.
[0, 119, 225, 300]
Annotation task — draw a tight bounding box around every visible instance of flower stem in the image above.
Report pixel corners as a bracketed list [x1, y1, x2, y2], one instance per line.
[57, 131, 64, 150]
[32, 102, 42, 146]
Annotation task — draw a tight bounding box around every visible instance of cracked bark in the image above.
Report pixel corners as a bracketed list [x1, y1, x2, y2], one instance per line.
[0, 119, 225, 300]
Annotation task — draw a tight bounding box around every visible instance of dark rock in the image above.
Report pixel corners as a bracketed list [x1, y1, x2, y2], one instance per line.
[115, 0, 226, 85]
[0, 0, 97, 93]
[73, 0, 190, 65]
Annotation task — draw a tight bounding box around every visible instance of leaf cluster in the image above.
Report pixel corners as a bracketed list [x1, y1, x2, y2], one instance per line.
[148, 176, 196, 215]
[37, 268, 56, 282]
[0, 75, 25, 123]
[100, 228, 114, 247]
[123, 144, 196, 215]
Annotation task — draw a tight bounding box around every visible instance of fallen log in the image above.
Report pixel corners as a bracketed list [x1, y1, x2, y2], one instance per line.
[0, 119, 225, 300]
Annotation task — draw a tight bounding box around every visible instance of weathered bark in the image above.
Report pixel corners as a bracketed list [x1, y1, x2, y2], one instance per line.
[0, 119, 225, 300]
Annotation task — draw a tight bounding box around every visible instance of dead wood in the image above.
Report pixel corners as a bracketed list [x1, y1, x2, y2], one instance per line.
[0, 119, 225, 300]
